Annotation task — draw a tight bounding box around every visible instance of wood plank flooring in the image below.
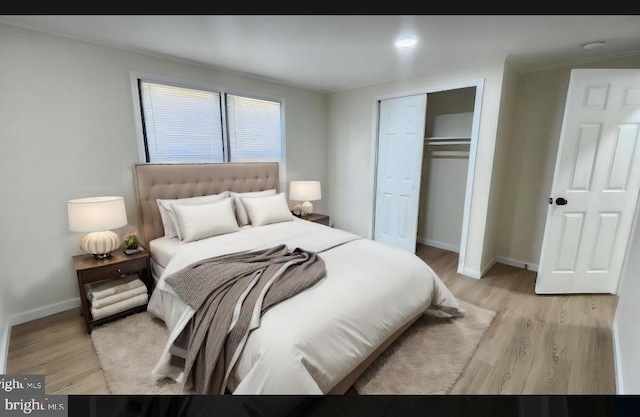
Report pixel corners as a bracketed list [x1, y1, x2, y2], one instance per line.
[416, 245, 618, 394]
[7, 307, 109, 394]
[7, 245, 618, 395]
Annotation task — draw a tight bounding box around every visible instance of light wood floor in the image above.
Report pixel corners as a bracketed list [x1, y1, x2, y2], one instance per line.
[7, 244, 618, 395]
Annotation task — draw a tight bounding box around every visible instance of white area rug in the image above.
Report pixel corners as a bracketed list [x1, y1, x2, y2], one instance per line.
[91, 299, 494, 395]
[354, 300, 495, 394]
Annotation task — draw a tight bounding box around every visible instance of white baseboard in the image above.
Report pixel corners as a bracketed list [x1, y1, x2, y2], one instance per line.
[0, 320, 10, 374]
[461, 257, 535, 280]
[612, 317, 624, 394]
[0, 298, 81, 375]
[417, 237, 460, 253]
[8, 297, 80, 327]
[481, 257, 497, 276]
[460, 266, 482, 279]
[495, 256, 539, 272]
[459, 256, 540, 280]
[419, 241, 538, 276]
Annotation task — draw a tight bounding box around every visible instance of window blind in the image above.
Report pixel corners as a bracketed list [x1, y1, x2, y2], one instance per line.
[138, 80, 282, 164]
[140, 82, 224, 162]
[226, 94, 282, 162]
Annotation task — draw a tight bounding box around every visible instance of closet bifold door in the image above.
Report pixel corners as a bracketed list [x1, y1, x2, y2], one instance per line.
[373, 93, 427, 253]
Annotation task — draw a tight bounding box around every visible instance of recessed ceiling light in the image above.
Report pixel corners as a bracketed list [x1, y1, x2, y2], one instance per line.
[582, 41, 606, 50]
[395, 37, 417, 48]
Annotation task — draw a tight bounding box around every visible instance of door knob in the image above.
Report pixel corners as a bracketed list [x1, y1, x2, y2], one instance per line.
[555, 197, 568, 206]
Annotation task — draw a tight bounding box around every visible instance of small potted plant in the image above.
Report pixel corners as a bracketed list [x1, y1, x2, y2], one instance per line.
[123, 231, 139, 250]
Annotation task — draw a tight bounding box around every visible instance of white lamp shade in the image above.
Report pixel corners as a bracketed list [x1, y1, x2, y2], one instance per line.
[68, 196, 128, 232]
[289, 181, 322, 202]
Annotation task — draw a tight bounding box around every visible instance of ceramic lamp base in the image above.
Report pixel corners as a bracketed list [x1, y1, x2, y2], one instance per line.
[301, 201, 313, 216]
[81, 230, 120, 259]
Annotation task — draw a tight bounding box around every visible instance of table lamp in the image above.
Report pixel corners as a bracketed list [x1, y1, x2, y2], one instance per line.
[289, 181, 321, 216]
[68, 196, 128, 259]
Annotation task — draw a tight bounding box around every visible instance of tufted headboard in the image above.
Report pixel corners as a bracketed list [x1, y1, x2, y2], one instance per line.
[133, 162, 279, 245]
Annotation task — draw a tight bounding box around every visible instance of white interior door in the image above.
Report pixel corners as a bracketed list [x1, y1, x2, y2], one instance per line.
[536, 69, 640, 294]
[374, 94, 427, 252]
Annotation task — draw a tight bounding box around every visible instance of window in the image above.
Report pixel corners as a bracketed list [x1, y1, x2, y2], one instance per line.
[137, 80, 282, 163]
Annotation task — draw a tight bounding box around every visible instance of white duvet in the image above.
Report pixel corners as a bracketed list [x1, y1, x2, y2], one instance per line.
[147, 218, 464, 394]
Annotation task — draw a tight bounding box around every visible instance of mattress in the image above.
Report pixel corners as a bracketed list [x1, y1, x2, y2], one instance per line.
[149, 236, 182, 269]
[146, 218, 464, 394]
[149, 226, 254, 269]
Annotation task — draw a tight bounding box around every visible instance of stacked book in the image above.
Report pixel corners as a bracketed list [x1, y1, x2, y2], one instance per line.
[86, 274, 148, 320]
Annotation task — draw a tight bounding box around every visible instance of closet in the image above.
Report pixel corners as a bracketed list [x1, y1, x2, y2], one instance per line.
[417, 87, 476, 253]
[374, 82, 480, 264]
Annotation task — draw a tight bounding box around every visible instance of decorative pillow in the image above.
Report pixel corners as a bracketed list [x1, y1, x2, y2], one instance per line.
[157, 191, 229, 238]
[242, 192, 294, 227]
[171, 197, 239, 243]
[230, 189, 277, 226]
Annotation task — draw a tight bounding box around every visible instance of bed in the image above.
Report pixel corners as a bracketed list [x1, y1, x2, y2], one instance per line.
[133, 162, 465, 395]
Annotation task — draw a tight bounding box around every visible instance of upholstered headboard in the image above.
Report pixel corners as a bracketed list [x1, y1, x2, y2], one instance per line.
[133, 162, 279, 245]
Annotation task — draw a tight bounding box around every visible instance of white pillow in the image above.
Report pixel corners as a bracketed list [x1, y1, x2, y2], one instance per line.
[172, 198, 239, 243]
[157, 191, 229, 238]
[230, 189, 277, 226]
[242, 192, 294, 227]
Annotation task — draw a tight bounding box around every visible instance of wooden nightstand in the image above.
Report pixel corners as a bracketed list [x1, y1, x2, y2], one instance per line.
[301, 213, 330, 226]
[73, 248, 152, 333]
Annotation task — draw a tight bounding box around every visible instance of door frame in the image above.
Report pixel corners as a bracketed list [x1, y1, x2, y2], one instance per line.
[369, 78, 484, 276]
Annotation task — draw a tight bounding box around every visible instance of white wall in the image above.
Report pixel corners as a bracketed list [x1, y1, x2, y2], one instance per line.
[326, 59, 507, 277]
[482, 60, 520, 270]
[614, 208, 640, 394]
[419, 157, 469, 251]
[0, 24, 327, 320]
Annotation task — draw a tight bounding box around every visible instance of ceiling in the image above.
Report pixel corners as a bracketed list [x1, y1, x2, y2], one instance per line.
[2, 15, 640, 93]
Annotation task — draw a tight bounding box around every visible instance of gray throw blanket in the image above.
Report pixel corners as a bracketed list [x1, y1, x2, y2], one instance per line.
[164, 244, 326, 395]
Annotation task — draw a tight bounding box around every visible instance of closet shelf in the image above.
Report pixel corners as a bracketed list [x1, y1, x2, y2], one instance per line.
[424, 136, 471, 146]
